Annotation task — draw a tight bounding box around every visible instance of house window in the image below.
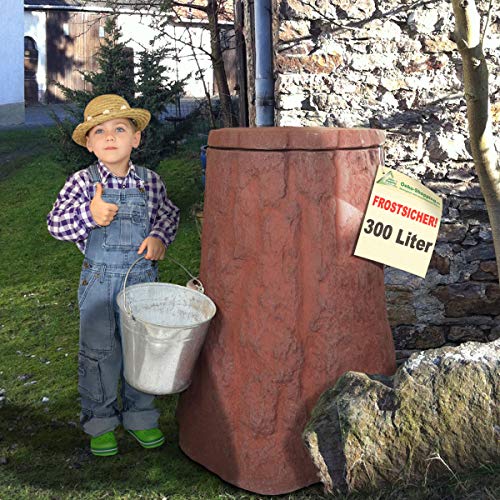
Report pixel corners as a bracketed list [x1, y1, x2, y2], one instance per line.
[220, 30, 231, 50]
[63, 23, 69, 36]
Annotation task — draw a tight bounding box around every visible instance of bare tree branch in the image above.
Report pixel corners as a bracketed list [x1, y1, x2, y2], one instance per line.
[481, 0, 494, 43]
[451, 0, 500, 282]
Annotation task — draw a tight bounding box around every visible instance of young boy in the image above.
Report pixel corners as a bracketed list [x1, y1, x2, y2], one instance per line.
[47, 94, 180, 457]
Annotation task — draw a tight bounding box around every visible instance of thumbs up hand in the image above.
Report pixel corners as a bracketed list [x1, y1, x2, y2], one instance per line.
[90, 183, 119, 226]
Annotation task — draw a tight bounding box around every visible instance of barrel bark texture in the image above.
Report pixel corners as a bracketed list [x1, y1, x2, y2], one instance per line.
[176, 127, 397, 495]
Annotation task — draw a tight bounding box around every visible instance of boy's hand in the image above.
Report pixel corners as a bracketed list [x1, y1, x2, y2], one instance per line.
[90, 183, 119, 226]
[138, 236, 166, 261]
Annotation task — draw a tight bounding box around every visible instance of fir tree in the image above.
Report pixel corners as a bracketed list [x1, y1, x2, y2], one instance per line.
[134, 46, 185, 168]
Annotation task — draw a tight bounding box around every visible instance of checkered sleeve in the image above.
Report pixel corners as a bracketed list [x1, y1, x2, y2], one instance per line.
[147, 171, 180, 248]
[46, 169, 98, 243]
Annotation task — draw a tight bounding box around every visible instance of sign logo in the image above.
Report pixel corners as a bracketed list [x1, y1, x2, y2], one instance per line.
[376, 170, 397, 187]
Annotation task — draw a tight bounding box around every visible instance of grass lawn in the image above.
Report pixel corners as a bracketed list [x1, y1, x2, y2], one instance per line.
[0, 127, 498, 500]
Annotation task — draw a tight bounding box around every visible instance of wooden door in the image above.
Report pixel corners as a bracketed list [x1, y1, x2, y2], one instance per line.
[46, 11, 105, 102]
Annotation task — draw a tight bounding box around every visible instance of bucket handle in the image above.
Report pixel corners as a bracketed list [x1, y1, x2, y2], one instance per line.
[122, 256, 204, 318]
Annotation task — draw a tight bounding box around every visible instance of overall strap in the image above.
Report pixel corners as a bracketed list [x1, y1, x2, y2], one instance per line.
[88, 164, 101, 183]
[135, 165, 148, 183]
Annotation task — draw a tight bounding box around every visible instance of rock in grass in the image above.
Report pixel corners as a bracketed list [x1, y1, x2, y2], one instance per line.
[303, 341, 500, 494]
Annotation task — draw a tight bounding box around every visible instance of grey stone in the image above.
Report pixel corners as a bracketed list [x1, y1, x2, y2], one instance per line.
[447, 167, 475, 182]
[432, 282, 500, 317]
[407, 9, 440, 34]
[465, 244, 496, 262]
[336, 0, 376, 19]
[393, 326, 417, 349]
[448, 325, 488, 342]
[437, 223, 467, 243]
[454, 183, 487, 199]
[439, 316, 493, 326]
[278, 20, 311, 42]
[427, 133, 471, 161]
[462, 235, 479, 246]
[347, 19, 402, 41]
[350, 53, 397, 71]
[471, 260, 499, 281]
[458, 199, 489, 223]
[479, 227, 493, 242]
[489, 330, 500, 341]
[425, 181, 484, 199]
[395, 349, 420, 363]
[277, 93, 306, 110]
[417, 326, 447, 347]
[424, 35, 457, 54]
[303, 341, 500, 493]
[429, 253, 450, 274]
[380, 91, 399, 108]
[413, 287, 445, 318]
[394, 325, 446, 350]
[386, 289, 416, 325]
[480, 260, 498, 276]
[279, 0, 314, 20]
[384, 268, 424, 290]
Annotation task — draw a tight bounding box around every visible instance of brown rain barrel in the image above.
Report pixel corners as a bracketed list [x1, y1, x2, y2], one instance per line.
[177, 127, 396, 495]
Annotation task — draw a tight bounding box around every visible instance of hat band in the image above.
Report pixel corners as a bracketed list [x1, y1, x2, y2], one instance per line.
[86, 104, 129, 121]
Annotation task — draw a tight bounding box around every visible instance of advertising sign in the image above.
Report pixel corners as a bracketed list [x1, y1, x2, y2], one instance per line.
[354, 166, 442, 277]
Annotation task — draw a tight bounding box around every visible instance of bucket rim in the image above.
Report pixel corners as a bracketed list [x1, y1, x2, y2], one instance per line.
[116, 282, 217, 330]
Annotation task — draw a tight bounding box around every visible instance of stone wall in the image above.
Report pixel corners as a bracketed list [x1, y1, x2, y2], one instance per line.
[245, 0, 500, 362]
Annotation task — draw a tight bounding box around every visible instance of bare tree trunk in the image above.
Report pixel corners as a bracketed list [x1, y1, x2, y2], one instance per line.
[207, 0, 238, 127]
[451, 0, 500, 282]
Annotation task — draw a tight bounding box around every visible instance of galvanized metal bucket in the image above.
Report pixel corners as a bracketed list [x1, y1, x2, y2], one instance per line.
[116, 257, 216, 395]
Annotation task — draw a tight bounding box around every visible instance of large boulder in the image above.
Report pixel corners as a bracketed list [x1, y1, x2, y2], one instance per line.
[303, 340, 500, 493]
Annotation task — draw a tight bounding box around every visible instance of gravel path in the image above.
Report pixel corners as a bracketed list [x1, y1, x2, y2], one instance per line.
[0, 104, 75, 130]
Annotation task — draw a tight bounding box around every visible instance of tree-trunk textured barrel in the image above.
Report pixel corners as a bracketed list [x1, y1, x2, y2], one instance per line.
[177, 127, 396, 495]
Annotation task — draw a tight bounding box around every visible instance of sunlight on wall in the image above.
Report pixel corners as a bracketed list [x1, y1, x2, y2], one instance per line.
[24, 10, 47, 102]
[0, 0, 24, 125]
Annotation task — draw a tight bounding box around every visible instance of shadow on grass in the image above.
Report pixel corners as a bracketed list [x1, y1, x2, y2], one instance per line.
[0, 400, 226, 497]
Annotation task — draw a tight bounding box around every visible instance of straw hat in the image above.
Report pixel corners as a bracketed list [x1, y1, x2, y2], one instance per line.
[72, 94, 151, 147]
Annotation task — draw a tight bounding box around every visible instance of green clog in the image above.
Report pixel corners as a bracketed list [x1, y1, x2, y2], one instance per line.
[90, 431, 118, 457]
[127, 428, 165, 449]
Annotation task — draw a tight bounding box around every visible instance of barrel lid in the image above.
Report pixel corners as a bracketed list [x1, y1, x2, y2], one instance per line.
[207, 127, 385, 151]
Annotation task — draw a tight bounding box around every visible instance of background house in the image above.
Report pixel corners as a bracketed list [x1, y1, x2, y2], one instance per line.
[22, 0, 236, 112]
[0, 0, 25, 126]
[0, 0, 238, 126]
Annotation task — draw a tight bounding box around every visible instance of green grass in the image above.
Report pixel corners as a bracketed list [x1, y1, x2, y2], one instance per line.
[0, 127, 499, 500]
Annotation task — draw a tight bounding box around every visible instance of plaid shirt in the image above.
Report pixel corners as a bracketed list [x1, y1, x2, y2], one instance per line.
[47, 161, 180, 253]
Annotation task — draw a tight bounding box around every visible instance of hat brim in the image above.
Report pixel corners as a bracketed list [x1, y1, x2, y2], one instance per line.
[72, 108, 151, 147]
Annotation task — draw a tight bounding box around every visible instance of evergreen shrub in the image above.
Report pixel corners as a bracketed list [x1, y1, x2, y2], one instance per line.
[48, 15, 188, 173]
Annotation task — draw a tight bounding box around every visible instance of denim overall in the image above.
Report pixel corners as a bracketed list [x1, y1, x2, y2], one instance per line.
[78, 164, 159, 437]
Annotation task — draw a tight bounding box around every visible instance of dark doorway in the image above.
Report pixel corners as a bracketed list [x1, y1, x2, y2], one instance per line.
[24, 36, 39, 105]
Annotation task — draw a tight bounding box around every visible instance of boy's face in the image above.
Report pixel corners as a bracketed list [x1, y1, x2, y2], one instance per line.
[86, 118, 141, 171]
